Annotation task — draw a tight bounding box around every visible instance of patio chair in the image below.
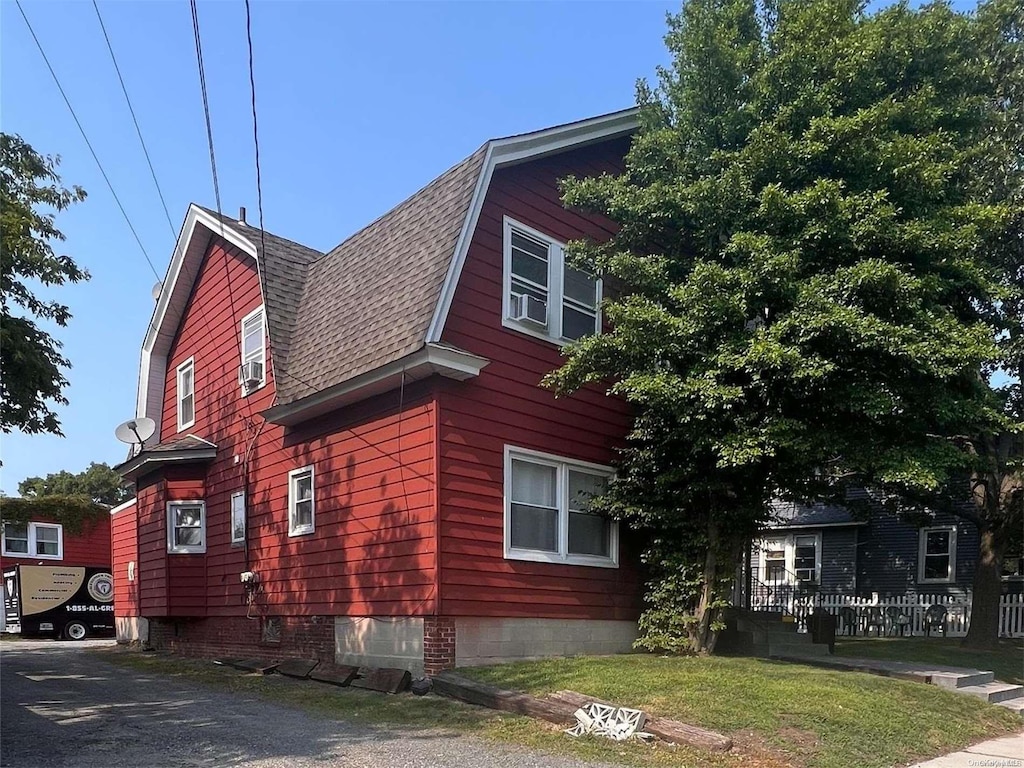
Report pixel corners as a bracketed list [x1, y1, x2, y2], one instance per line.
[838, 606, 858, 636]
[864, 606, 886, 637]
[885, 606, 912, 637]
[923, 604, 947, 637]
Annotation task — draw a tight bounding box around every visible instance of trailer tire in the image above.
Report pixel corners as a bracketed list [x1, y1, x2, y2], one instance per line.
[64, 621, 88, 641]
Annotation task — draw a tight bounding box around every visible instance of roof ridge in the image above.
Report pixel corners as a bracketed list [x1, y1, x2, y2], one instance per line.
[193, 204, 323, 259]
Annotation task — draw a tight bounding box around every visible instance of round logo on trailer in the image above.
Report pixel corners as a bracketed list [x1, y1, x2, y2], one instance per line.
[87, 573, 114, 603]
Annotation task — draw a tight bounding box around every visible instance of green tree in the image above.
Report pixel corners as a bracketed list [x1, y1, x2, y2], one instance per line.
[19, 462, 130, 506]
[1, 133, 88, 436]
[548, 0, 1015, 652]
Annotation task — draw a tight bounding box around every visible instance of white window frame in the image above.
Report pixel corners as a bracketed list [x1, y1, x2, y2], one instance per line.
[288, 466, 315, 537]
[918, 526, 957, 584]
[503, 445, 618, 568]
[501, 216, 602, 346]
[239, 306, 267, 395]
[176, 357, 196, 432]
[166, 500, 206, 554]
[230, 491, 246, 545]
[757, 532, 822, 585]
[1, 522, 64, 560]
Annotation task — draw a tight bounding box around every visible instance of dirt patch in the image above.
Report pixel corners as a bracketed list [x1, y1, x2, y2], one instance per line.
[729, 728, 814, 768]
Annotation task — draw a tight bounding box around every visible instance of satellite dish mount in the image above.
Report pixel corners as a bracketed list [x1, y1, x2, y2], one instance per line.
[115, 417, 156, 450]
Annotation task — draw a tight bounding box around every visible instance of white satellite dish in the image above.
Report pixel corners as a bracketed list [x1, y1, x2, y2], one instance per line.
[151, 281, 163, 301]
[115, 417, 156, 447]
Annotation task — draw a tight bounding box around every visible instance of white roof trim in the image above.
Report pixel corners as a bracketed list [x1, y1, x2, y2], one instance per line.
[425, 108, 638, 343]
[109, 498, 138, 516]
[264, 343, 489, 426]
[134, 205, 261, 446]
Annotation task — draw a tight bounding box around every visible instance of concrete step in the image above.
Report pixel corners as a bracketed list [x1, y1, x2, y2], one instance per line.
[769, 642, 833, 658]
[957, 682, 1024, 704]
[751, 629, 809, 645]
[994, 697, 1024, 716]
[737, 620, 798, 635]
[930, 671, 995, 690]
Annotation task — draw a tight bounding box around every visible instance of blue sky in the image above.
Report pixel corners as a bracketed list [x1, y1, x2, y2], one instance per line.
[1, 1, 677, 494]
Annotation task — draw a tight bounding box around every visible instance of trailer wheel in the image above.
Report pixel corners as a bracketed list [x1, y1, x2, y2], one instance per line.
[64, 621, 88, 641]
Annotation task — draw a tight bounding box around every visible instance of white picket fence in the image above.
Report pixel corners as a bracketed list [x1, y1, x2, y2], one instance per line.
[751, 591, 1024, 638]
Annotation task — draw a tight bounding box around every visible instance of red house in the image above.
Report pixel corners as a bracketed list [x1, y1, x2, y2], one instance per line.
[112, 110, 642, 674]
[1, 512, 112, 573]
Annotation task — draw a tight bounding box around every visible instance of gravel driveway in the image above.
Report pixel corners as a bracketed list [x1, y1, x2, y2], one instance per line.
[0, 639, 612, 768]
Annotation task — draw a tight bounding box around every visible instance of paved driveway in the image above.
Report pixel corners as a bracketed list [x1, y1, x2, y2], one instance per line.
[0, 639, 609, 768]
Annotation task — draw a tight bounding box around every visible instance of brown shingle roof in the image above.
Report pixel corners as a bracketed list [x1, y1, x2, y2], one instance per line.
[197, 147, 486, 406]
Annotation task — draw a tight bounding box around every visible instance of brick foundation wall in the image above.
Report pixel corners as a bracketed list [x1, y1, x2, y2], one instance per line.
[423, 616, 456, 675]
[147, 615, 334, 662]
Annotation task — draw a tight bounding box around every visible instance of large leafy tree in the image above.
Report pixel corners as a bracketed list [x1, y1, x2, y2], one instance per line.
[19, 462, 131, 506]
[548, 0, 1016, 652]
[1, 133, 88, 436]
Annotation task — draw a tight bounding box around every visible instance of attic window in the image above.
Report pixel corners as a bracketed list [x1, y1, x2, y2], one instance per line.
[239, 307, 266, 394]
[502, 217, 601, 344]
[176, 357, 195, 432]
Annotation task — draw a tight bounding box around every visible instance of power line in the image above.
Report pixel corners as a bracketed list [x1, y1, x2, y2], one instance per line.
[189, 0, 222, 218]
[15, 0, 161, 281]
[91, 0, 176, 239]
[244, 0, 268, 254]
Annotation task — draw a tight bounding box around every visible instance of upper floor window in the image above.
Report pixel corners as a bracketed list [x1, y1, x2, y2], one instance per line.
[918, 526, 956, 583]
[288, 466, 315, 536]
[502, 217, 601, 344]
[167, 500, 206, 554]
[239, 307, 266, 394]
[176, 357, 195, 432]
[503, 446, 617, 568]
[1, 522, 63, 560]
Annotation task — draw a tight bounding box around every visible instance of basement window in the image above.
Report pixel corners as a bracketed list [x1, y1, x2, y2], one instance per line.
[1, 522, 63, 560]
[167, 501, 206, 554]
[502, 217, 601, 344]
[504, 446, 617, 568]
[288, 466, 315, 536]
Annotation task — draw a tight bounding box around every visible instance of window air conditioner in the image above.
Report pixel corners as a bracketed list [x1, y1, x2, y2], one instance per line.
[511, 293, 547, 326]
[240, 360, 263, 389]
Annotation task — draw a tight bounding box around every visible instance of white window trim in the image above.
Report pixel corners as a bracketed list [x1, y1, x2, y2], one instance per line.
[757, 532, 822, 585]
[176, 356, 196, 432]
[918, 525, 957, 584]
[230, 491, 246, 545]
[239, 306, 267, 396]
[166, 500, 206, 554]
[503, 445, 618, 568]
[288, 465, 315, 537]
[1, 522, 64, 560]
[501, 216, 602, 346]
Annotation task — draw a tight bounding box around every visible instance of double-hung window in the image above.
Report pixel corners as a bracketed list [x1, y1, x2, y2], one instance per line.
[762, 539, 787, 582]
[288, 466, 315, 536]
[230, 492, 246, 544]
[793, 535, 819, 583]
[919, 526, 956, 583]
[503, 217, 601, 344]
[758, 534, 819, 584]
[166, 501, 206, 554]
[239, 307, 266, 393]
[176, 357, 195, 431]
[504, 446, 616, 567]
[1, 522, 63, 559]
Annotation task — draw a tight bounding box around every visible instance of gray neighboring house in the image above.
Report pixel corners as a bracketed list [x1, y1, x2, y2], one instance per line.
[749, 492, 1023, 603]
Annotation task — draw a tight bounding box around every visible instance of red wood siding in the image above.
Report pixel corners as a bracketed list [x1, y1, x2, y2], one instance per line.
[1, 514, 110, 572]
[137, 240, 439, 618]
[112, 503, 139, 617]
[438, 136, 643, 620]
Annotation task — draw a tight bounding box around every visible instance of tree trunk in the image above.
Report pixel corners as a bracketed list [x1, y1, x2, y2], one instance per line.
[693, 520, 719, 653]
[962, 527, 1006, 650]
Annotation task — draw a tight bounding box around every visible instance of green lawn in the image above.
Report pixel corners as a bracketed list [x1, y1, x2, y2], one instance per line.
[833, 637, 1024, 685]
[95, 649, 1020, 768]
[464, 654, 1022, 768]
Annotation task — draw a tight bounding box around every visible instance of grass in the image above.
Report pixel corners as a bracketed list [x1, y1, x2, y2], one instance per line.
[833, 637, 1024, 685]
[463, 654, 1022, 768]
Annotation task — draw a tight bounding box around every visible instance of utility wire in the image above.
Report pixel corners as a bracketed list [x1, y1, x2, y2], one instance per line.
[91, 0, 176, 239]
[244, 0, 268, 258]
[190, 0, 222, 218]
[16, 0, 160, 281]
